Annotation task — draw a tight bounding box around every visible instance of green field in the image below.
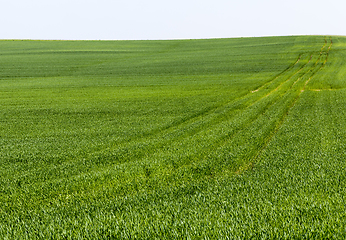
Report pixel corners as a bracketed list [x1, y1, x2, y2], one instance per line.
[1, 36, 346, 238]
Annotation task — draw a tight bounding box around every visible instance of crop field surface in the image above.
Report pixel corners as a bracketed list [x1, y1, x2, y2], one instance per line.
[1, 36, 346, 239]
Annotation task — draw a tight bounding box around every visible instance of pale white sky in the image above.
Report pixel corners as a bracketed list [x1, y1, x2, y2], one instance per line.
[1, 0, 345, 40]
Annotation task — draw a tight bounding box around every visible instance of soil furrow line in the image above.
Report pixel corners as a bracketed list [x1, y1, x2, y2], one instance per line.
[246, 54, 312, 110]
[141, 53, 305, 139]
[241, 38, 332, 173]
[86, 47, 320, 166]
[304, 38, 332, 90]
[251, 54, 303, 93]
[184, 54, 323, 168]
[90, 53, 308, 159]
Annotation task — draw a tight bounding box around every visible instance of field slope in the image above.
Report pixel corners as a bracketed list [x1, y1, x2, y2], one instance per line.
[1, 36, 346, 238]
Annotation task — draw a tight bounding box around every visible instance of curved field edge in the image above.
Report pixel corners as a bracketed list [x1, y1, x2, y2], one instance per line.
[1, 36, 346, 238]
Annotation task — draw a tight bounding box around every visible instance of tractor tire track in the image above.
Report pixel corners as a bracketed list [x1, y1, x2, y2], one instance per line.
[118, 53, 307, 143]
[87, 39, 331, 173]
[240, 38, 333, 173]
[104, 50, 323, 172]
[186, 50, 327, 172]
[86, 53, 310, 163]
[88, 54, 312, 165]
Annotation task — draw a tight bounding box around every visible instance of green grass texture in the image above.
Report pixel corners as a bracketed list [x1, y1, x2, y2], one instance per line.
[1, 36, 346, 239]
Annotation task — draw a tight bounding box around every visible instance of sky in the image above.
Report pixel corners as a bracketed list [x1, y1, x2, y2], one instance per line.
[1, 0, 346, 40]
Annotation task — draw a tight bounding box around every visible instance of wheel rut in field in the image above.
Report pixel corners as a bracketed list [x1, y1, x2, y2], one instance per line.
[173, 37, 333, 177]
[90, 52, 314, 165]
[86, 38, 333, 180]
[116, 52, 306, 144]
[192, 50, 329, 173]
[86, 51, 310, 162]
[241, 37, 333, 173]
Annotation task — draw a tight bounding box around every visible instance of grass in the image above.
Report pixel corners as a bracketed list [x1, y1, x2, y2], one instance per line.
[1, 36, 346, 239]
